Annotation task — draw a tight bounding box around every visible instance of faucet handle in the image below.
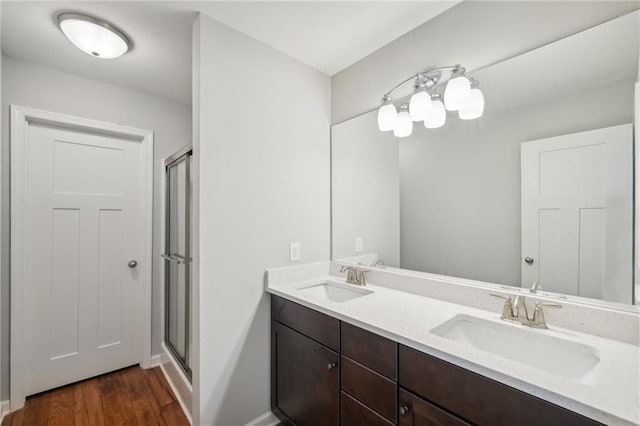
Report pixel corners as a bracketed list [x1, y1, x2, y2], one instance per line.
[490, 294, 515, 319]
[356, 269, 370, 285]
[531, 301, 562, 329]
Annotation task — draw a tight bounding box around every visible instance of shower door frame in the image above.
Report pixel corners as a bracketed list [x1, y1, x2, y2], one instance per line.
[163, 144, 192, 380]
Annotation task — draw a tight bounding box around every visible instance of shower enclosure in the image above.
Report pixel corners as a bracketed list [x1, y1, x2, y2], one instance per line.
[163, 145, 192, 379]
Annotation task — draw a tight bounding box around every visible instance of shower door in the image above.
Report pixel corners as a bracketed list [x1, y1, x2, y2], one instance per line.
[163, 146, 192, 379]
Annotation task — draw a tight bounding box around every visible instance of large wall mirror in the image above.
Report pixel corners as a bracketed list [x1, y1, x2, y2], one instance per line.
[331, 10, 639, 308]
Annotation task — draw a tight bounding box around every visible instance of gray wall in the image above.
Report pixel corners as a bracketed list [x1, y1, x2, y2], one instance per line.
[332, 110, 400, 266]
[399, 78, 635, 286]
[1, 56, 192, 397]
[331, 1, 640, 123]
[193, 14, 330, 425]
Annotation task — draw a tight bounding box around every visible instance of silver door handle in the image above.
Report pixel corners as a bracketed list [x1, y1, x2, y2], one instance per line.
[128, 260, 138, 268]
[524, 257, 534, 265]
[161, 254, 185, 264]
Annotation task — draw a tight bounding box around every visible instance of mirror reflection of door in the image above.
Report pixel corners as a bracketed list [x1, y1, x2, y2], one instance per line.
[521, 124, 633, 303]
[164, 148, 192, 379]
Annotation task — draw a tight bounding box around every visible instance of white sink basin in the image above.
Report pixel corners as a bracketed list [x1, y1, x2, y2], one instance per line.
[297, 281, 373, 303]
[430, 314, 600, 381]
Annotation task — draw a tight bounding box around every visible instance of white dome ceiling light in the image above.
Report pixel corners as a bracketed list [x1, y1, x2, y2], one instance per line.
[57, 13, 132, 59]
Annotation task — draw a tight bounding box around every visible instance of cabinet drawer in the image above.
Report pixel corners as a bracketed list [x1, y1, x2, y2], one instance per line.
[342, 356, 397, 423]
[342, 322, 397, 380]
[399, 345, 601, 426]
[399, 388, 468, 426]
[271, 295, 340, 351]
[342, 391, 394, 426]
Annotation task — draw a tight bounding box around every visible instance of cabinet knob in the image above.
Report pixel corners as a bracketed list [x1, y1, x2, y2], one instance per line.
[399, 406, 410, 417]
[327, 362, 337, 371]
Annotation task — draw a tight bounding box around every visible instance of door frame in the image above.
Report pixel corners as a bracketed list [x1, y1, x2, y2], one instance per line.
[10, 105, 154, 410]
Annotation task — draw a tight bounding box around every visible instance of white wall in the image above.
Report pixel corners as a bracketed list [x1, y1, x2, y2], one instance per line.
[1, 56, 192, 397]
[331, 111, 400, 266]
[331, 1, 640, 123]
[193, 14, 330, 426]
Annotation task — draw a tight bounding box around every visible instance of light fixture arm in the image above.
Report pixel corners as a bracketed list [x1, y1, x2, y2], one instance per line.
[382, 65, 460, 98]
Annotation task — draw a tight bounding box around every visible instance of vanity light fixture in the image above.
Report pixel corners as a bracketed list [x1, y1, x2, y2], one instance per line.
[458, 78, 485, 120]
[57, 13, 132, 59]
[377, 64, 484, 137]
[377, 95, 398, 131]
[393, 104, 413, 138]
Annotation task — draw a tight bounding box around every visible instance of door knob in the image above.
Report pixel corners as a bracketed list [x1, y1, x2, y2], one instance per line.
[524, 257, 534, 265]
[327, 362, 337, 371]
[128, 260, 138, 268]
[399, 406, 410, 417]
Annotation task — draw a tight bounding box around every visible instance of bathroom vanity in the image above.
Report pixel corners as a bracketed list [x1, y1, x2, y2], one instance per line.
[271, 295, 599, 426]
[267, 263, 639, 426]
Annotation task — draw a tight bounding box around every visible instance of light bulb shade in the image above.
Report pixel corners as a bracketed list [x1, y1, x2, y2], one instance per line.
[377, 103, 398, 131]
[393, 110, 413, 137]
[58, 13, 131, 59]
[444, 75, 471, 111]
[409, 91, 432, 121]
[424, 99, 446, 129]
[458, 88, 485, 120]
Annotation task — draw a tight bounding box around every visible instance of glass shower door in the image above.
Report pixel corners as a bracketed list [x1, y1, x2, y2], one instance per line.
[163, 147, 192, 379]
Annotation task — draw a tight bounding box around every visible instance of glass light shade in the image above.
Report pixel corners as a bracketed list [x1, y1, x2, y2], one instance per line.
[59, 14, 130, 59]
[393, 110, 413, 138]
[458, 88, 485, 120]
[424, 99, 446, 129]
[444, 75, 471, 111]
[409, 91, 432, 122]
[377, 103, 398, 131]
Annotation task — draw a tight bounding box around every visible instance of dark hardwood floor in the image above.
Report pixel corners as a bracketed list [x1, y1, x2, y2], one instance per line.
[2, 366, 189, 426]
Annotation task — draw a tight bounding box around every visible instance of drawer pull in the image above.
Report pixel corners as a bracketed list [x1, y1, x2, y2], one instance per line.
[327, 362, 337, 371]
[399, 406, 410, 417]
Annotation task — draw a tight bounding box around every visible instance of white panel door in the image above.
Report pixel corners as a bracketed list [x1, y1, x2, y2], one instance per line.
[24, 122, 143, 395]
[521, 124, 633, 303]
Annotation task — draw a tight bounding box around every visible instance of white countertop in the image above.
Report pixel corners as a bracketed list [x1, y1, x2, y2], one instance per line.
[267, 272, 640, 425]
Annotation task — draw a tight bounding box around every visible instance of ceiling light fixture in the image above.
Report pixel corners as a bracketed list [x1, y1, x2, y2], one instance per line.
[377, 64, 484, 137]
[57, 13, 132, 59]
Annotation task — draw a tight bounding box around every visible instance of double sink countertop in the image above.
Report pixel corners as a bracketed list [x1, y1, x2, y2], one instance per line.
[266, 263, 639, 426]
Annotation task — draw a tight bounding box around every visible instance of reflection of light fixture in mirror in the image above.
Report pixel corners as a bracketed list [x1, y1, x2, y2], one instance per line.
[424, 94, 446, 129]
[444, 65, 471, 111]
[57, 13, 132, 59]
[458, 78, 485, 120]
[377, 95, 398, 131]
[377, 64, 482, 137]
[393, 104, 413, 138]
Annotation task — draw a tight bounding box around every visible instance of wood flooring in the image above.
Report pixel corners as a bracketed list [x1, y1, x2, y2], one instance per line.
[2, 366, 189, 426]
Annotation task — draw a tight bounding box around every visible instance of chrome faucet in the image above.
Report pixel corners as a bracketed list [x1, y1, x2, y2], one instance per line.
[340, 265, 369, 286]
[490, 292, 562, 329]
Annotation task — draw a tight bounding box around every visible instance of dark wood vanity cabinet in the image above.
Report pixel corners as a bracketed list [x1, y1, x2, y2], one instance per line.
[271, 295, 602, 426]
[271, 297, 340, 425]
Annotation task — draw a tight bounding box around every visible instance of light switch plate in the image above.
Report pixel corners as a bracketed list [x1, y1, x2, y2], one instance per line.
[355, 237, 363, 253]
[289, 242, 300, 262]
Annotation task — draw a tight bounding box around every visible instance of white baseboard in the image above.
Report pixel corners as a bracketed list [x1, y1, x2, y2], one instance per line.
[0, 400, 11, 423]
[150, 353, 162, 368]
[158, 343, 192, 424]
[244, 411, 280, 426]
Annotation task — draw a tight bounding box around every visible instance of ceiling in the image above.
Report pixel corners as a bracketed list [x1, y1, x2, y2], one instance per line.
[1, 1, 460, 106]
[2, 1, 196, 105]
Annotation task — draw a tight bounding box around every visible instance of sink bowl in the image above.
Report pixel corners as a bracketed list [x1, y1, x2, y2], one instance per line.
[297, 281, 373, 303]
[430, 314, 600, 381]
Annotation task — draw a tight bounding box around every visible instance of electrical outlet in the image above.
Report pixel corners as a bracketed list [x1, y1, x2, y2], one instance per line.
[289, 242, 300, 262]
[355, 237, 363, 253]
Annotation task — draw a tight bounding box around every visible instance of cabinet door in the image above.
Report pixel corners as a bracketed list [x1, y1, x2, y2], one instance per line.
[272, 321, 340, 425]
[399, 389, 469, 426]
